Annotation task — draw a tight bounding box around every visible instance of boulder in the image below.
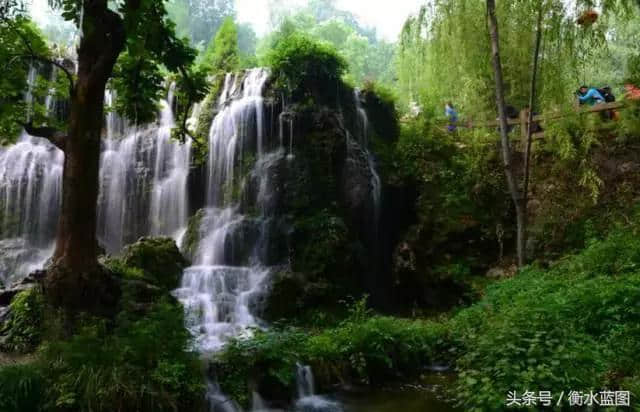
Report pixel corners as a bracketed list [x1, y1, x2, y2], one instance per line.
[122, 237, 187, 290]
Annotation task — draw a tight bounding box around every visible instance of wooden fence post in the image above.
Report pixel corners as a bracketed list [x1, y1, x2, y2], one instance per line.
[520, 108, 529, 147]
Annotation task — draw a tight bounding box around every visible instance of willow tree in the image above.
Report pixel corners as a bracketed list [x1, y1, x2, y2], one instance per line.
[0, 0, 206, 312]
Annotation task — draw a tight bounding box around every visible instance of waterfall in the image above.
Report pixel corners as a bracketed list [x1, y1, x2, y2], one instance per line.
[24, 64, 38, 123]
[44, 67, 58, 117]
[1, 84, 193, 281]
[172, 68, 284, 411]
[0, 133, 63, 285]
[296, 363, 315, 398]
[175, 69, 273, 353]
[149, 83, 191, 240]
[353, 90, 382, 229]
[294, 364, 343, 412]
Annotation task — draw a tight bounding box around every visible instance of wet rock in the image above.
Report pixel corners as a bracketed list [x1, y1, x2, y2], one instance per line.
[0, 284, 32, 306]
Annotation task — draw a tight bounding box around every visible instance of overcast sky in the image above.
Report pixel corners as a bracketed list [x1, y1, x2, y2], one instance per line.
[30, 0, 423, 42]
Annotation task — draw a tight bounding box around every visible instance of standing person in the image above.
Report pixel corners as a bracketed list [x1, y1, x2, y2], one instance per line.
[445, 102, 458, 132]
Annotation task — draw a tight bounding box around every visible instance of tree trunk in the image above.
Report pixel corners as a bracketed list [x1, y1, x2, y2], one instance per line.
[486, 0, 526, 267]
[46, 0, 126, 312]
[522, 3, 544, 262]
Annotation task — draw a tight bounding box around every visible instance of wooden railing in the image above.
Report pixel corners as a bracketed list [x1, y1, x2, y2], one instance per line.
[458, 101, 626, 140]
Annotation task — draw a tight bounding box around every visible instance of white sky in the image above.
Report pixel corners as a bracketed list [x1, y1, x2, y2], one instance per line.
[29, 0, 423, 42]
[236, 0, 423, 41]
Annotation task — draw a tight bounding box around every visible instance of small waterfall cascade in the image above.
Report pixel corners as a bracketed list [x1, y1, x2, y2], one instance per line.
[294, 364, 343, 412]
[0, 133, 63, 285]
[149, 83, 192, 240]
[0, 64, 63, 285]
[353, 89, 382, 227]
[173, 68, 281, 411]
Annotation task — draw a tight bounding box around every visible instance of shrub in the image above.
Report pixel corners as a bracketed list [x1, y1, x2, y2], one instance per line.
[265, 32, 347, 103]
[449, 221, 640, 409]
[0, 288, 44, 353]
[0, 363, 46, 412]
[38, 298, 204, 412]
[216, 297, 452, 407]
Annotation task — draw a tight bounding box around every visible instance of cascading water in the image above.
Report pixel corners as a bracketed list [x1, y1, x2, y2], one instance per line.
[353, 89, 382, 227]
[294, 364, 343, 412]
[149, 83, 191, 241]
[97, 84, 191, 253]
[175, 69, 273, 353]
[173, 68, 279, 411]
[0, 133, 63, 285]
[0, 63, 63, 285]
[0, 65, 386, 411]
[1, 79, 193, 280]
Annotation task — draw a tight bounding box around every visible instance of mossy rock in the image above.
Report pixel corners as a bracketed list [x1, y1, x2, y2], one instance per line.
[122, 237, 187, 290]
[181, 209, 206, 261]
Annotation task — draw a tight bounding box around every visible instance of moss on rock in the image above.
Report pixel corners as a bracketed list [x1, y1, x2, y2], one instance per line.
[121, 237, 187, 290]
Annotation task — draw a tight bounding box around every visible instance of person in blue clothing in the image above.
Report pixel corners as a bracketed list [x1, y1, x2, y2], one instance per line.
[577, 86, 605, 106]
[445, 102, 458, 132]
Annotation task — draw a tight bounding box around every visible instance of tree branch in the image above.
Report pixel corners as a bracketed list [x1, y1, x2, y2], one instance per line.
[19, 121, 66, 150]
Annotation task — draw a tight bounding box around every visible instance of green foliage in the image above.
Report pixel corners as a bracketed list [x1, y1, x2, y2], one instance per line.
[0, 257, 204, 412]
[258, 0, 394, 86]
[396, 0, 640, 115]
[265, 32, 347, 102]
[166, 0, 236, 45]
[0, 288, 44, 353]
[119, 237, 188, 290]
[201, 17, 239, 75]
[217, 297, 451, 407]
[0, 363, 46, 412]
[292, 209, 350, 277]
[0, 17, 51, 144]
[37, 298, 204, 412]
[450, 218, 640, 409]
[111, 52, 164, 125]
[219, 217, 640, 409]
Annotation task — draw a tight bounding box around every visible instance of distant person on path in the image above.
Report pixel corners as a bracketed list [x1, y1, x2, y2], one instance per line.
[445, 102, 458, 132]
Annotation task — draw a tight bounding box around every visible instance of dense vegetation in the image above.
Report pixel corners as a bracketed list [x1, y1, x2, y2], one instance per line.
[0, 240, 204, 412]
[216, 210, 640, 409]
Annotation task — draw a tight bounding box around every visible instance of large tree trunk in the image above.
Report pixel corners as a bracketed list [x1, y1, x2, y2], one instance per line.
[486, 0, 526, 267]
[46, 0, 126, 312]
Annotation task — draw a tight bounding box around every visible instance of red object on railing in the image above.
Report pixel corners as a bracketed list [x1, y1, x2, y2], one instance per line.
[624, 84, 640, 101]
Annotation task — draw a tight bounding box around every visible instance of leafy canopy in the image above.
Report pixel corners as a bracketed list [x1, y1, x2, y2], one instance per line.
[201, 17, 239, 75]
[265, 32, 347, 99]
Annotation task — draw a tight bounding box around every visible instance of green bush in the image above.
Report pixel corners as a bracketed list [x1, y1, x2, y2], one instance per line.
[450, 221, 640, 409]
[216, 297, 452, 407]
[0, 260, 205, 412]
[0, 288, 44, 353]
[37, 298, 204, 412]
[0, 363, 46, 412]
[218, 218, 640, 409]
[265, 32, 347, 103]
